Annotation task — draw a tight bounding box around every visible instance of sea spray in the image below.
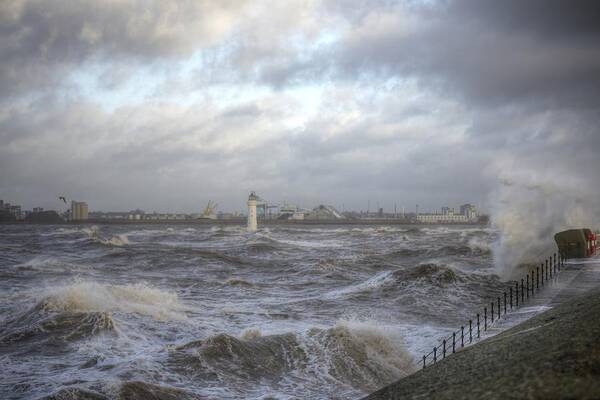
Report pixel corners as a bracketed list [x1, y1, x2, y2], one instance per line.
[490, 170, 599, 279]
[40, 280, 187, 321]
[171, 320, 414, 393]
[302, 319, 415, 391]
[81, 226, 129, 246]
[0, 223, 503, 399]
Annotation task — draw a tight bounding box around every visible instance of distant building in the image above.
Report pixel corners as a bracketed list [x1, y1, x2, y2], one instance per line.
[459, 204, 478, 220]
[417, 213, 469, 223]
[441, 206, 455, 215]
[306, 205, 345, 220]
[9, 205, 22, 220]
[71, 201, 89, 221]
[417, 203, 478, 223]
[33, 207, 44, 213]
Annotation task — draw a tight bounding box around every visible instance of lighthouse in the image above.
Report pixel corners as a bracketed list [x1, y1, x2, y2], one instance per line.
[247, 191, 258, 232]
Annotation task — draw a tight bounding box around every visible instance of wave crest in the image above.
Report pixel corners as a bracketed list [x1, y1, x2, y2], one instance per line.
[0, 303, 115, 346]
[170, 321, 414, 392]
[40, 281, 187, 321]
[308, 320, 415, 391]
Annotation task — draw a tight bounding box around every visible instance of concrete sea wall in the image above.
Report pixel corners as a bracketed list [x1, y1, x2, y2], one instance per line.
[365, 284, 600, 399]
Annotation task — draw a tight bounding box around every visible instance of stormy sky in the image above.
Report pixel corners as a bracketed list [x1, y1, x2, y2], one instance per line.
[1, 0, 599, 214]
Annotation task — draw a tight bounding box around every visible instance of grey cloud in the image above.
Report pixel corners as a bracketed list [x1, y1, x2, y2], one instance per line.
[0, 0, 246, 99]
[2, 0, 599, 222]
[334, 2, 600, 108]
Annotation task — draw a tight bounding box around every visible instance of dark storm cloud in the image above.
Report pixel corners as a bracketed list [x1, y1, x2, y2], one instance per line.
[1, 0, 599, 218]
[455, 0, 600, 38]
[333, 0, 600, 108]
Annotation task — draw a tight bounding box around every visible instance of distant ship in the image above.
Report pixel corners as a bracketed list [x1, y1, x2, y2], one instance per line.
[197, 201, 217, 220]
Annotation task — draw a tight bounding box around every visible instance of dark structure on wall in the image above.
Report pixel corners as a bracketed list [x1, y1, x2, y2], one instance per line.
[554, 229, 597, 259]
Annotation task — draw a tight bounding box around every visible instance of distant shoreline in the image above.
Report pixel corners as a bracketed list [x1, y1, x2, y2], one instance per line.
[0, 219, 488, 226]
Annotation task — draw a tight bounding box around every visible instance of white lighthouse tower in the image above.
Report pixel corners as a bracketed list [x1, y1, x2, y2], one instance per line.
[247, 191, 258, 232]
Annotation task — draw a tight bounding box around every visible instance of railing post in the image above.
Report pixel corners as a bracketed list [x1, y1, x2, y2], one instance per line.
[423, 355, 426, 369]
[546, 259, 549, 280]
[561, 253, 564, 270]
[516, 282, 519, 307]
[477, 314, 480, 338]
[558, 252, 561, 271]
[549, 258, 553, 279]
[443, 340, 446, 358]
[537, 266, 540, 289]
[526, 275, 529, 299]
[491, 302, 494, 323]
[469, 320, 473, 343]
[484, 307, 487, 330]
[452, 332, 456, 353]
[554, 253, 557, 275]
[504, 292, 507, 315]
[433, 347, 437, 363]
[461, 326, 464, 347]
[521, 278, 524, 303]
[541, 263, 544, 287]
[497, 297, 501, 319]
[510, 287, 513, 309]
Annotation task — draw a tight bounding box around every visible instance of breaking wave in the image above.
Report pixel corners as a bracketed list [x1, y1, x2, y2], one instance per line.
[81, 226, 129, 247]
[0, 301, 115, 347]
[40, 381, 201, 400]
[38, 281, 187, 321]
[224, 278, 255, 287]
[170, 320, 414, 392]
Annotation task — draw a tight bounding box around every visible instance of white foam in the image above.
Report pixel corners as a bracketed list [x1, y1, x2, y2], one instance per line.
[467, 236, 492, 253]
[40, 280, 188, 321]
[332, 318, 415, 376]
[324, 270, 395, 299]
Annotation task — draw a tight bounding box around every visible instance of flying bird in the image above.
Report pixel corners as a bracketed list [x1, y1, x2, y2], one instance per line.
[59, 196, 67, 204]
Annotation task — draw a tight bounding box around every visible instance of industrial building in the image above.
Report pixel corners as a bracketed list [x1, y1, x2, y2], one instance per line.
[305, 205, 345, 220]
[71, 201, 89, 221]
[416, 203, 478, 223]
[0, 200, 23, 220]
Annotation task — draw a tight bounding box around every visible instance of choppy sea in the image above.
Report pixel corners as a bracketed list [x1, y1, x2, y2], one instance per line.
[0, 224, 505, 399]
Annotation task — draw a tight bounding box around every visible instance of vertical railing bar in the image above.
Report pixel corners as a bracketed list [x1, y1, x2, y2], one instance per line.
[497, 297, 501, 320]
[469, 319, 473, 343]
[443, 340, 446, 359]
[452, 332, 456, 354]
[484, 307, 487, 331]
[521, 278, 524, 303]
[416, 252, 562, 367]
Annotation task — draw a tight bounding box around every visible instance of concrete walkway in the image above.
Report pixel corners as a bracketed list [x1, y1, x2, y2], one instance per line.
[365, 275, 600, 400]
[416, 256, 600, 369]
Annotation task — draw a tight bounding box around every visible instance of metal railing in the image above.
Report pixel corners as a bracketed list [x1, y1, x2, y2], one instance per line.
[419, 251, 564, 370]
